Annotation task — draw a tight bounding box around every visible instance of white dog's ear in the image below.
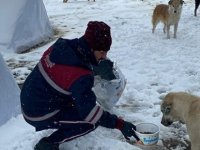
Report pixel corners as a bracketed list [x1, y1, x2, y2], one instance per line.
[161, 105, 172, 115]
[180, 0, 185, 5]
[168, 0, 172, 5]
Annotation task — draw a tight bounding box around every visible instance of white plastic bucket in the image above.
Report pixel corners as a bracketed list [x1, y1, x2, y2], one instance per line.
[135, 123, 160, 146]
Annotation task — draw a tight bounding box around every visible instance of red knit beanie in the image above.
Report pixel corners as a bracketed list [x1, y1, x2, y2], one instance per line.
[83, 21, 112, 51]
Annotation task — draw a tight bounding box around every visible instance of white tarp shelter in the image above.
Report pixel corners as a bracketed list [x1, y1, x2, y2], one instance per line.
[0, 0, 53, 53]
[0, 53, 20, 126]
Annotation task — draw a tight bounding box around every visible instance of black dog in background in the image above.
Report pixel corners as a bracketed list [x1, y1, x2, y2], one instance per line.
[195, 0, 200, 16]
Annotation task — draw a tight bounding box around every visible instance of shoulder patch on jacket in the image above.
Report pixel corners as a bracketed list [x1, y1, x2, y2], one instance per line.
[40, 47, 92, 91]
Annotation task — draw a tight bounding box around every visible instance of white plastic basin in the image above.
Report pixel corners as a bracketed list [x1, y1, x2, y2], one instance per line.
[135, 123, 160, 146]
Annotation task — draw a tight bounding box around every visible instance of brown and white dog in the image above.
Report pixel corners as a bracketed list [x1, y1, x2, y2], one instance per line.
[195, 0, 200, 16]
[161, 92, 200, 150]
[152, 0, 184, 39]
[63, 0, 95, 3]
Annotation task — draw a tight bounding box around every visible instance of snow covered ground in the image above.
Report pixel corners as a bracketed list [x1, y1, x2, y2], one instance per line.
[1, 0, 200, 149]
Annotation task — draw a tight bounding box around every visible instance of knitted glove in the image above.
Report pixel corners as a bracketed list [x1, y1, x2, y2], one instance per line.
[93, 59, 116, 80]
[116, 118, 140, 141]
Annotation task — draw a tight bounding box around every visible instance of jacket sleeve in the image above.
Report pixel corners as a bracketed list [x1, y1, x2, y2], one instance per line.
[69, 74, 118, 128]
[96, 111, 118, 129]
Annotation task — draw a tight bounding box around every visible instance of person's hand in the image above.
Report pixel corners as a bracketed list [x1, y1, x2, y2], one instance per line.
[116, 118, 140, 141]
[93, 59, 116, 80]
[121, 121, 139, 141]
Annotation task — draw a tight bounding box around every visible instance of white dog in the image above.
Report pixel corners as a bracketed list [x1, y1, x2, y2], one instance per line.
[152, 0, 184, 39]
[161, 92, 200, 150]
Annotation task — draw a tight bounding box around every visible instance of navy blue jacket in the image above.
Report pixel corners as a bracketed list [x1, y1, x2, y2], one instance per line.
[20, 37, 118, 131]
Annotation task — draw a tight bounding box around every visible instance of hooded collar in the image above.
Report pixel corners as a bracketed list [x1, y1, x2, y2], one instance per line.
[75, 37, 98, 66]
[49, 37, 98, 70]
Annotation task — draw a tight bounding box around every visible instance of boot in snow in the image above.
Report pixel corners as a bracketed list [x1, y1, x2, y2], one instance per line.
[34, 137, 59, 150]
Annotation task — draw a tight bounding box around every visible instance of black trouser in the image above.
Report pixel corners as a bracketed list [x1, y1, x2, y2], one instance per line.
[23, 108, 97, 144]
